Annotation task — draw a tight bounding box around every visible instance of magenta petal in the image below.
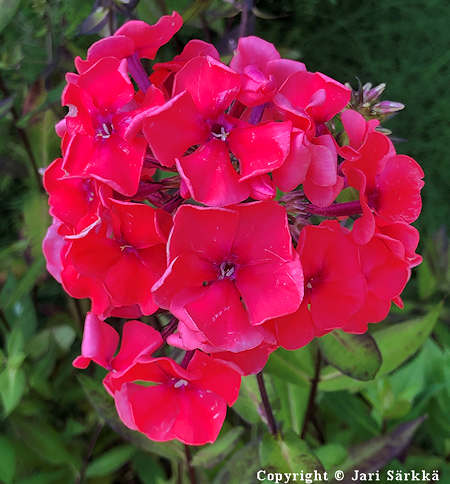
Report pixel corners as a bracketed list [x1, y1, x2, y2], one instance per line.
[168, 204, 239, 262]
[112, 320, 163, 373]
[73, 313, 119, 369]
[228, 121, 292, 180]
[272, 131, 311, 191]
[308, 143, 337, 187]
[185, 280, 265, 352]
[232, 201, 294, 263]
[177, 139, 249, 206]
[230, 36, 280, 72]
[78, 57, 134, 110]
[236, 255, 303, 325]
[171, 387, 227, 445]
[273, 303, 316, 350]
[173, 56, 240, 119]
[142, 91, 209, 166]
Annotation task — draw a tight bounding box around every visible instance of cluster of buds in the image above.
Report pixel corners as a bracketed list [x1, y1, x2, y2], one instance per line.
[42, 12, 424, 445]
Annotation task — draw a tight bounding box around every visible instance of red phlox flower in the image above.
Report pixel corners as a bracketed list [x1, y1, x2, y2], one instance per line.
[43, 157, 112, 235]
[152, 201, 303, 353]
[104, 350, 241, 445]
[61, 200, 171, 317]
[270, 220, 367, 349]
[272, 71, 351, 206]
[130, 55, 292, 206]
[342, 132, 424, 244]
[342, 231, 410, 333]
[61, 57, 151, 196]
[151, 39, 220, 95]
[230, 36, 306, 107]
[74, 12, 183, 73]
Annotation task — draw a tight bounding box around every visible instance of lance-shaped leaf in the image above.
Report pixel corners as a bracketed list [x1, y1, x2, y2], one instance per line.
[259, 431, 324, 474]
[213, 441, 261, 484]
[191, 427, 245, 468]
[86, 445, 136, 478]
[318, 331, 382, 381]
[331, 416, 427, 482]
[77, 375, 185, 461]
[265, 346, 314, 387]
[0, 435, 15, 484]
[319, 303, 442, 391]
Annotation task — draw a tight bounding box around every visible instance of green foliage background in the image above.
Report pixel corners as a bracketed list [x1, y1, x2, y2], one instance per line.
[0, 1, 448, 483]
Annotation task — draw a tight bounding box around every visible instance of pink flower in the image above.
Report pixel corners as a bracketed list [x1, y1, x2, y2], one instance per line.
[152, 201, 303, 353]
[75, 12, 183, 73]
[61, 57, 149, 196]
[271, 221, 366, 349]
[230, 36, 306, 107]
[61, 200, 171, 317]
[342, 132, 424, 244]
[272, 71, 351, 206]
[342, 232, 410, 333]
[133, 56, 292, 206]
[104, 350, 241, 445]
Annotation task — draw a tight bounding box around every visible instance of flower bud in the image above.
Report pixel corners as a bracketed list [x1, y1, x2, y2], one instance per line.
[373, 100, 405, 114]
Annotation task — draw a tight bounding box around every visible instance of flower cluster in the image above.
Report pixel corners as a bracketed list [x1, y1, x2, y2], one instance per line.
[43, 12, 424, 445]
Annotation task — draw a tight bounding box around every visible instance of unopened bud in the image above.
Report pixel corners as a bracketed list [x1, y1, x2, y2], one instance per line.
[373, 100, 405, 114]
[366, 83, 386, 102]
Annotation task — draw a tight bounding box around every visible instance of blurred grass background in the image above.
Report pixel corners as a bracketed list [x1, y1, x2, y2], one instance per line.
[0, 1, 448, 483]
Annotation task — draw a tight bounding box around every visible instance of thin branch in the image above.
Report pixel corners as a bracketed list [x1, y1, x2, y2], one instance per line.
[301, 349, 321, 439]
[76, 422, 103, 484]
[239, 0, 254, 38]
[256, 371, 278, 436]
[184, 444, 197, 484]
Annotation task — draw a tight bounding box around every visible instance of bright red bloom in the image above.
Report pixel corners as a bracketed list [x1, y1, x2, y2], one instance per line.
[151, 39, 220, 94]
[43, 157, 112, 235]
[152, 201, 303, 353]
[104, 350, 241, 445]
[230, 36, 306, 107]
[342, 132, 424, 244]
[271, 221, 366, 349]
[61, 200, 171, 317]
[134, 56, 292, 206]
[272, 71, 350, 206]
[75, 12, 183, 73]
[343, 231, 410, 333]
[61, 57, 148, 196]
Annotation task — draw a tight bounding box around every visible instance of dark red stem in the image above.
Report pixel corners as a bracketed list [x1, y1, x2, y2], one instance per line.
[256, 371, 278, 436]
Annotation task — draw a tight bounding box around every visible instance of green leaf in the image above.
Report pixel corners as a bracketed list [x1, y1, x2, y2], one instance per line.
[6, 327, 24, 358]
[11, 418, 78, 468]
[22, 192, 50, 260]
[0, 435, 16, 484]
[0, 274, 38, 339]
[77, 375, 185, 461]
[232, 375, 263, 424]
[0, 367, 26, 416]
[265, 346, 313, 387]
[259, 431, 324, 473]
[377, 303, 443, 375]
[335, 416, 427, 477]
[132, 451, 167, 484]
[271, 376, 310, 434]
[51, 325, 76, 352]
[318, 331, 381, 381]
[191, 427, 244, 468]
[315, 444, 347, 471]
[86, 445, 136, 478]
[417, 258, 438, 300]
[0, 0, 21, 34]
[2, 257, 45, 311]
[321, 392, 379, 437]
[319, 304, 443, 391]
[213, 441, 261, 484]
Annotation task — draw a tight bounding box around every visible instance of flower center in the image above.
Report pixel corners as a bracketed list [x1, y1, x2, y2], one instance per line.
[174, 378, 188, 389]
[211, 124, 229, 141]
[96, 120, 114, 139]
[218, 261, 236, 280]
